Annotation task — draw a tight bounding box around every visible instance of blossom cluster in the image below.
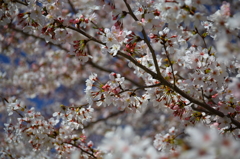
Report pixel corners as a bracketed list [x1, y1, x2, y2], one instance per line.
[85, 72, 149, 112]
[1, 98, 96, 158]
[99, 124, 240, 159]
[153, 124, 240, 159]
[1, 0, 240, 158]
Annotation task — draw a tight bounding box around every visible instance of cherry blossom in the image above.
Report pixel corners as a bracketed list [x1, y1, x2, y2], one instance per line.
[1, 0, 240, 158]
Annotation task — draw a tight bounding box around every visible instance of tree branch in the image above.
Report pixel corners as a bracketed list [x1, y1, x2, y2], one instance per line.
[87, 60, 143, 87]
[64, 142, 97, 159]
[13, 0, 28, 6]
[68, 0, 77, 14]
[67, 26, 105, 45]
[123, 0, 139, 21]
[162, 42, 176, 86]
[84, 110, 125, 129]
[123, 0, 162, 77]
[9, 26, 69, 52]
[11, 0, 240, 128]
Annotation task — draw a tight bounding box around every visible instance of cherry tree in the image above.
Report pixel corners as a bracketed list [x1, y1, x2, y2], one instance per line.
[1, 0, 240, 158]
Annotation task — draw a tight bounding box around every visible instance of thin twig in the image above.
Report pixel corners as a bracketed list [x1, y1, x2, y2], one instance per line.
[68, 0, 77, 14]
[84, 110, 125, 128]
[13, 0, 28, 6]
[87, 60, 143, 87]
[200, 87, 207, 104]
[9, 26, 69, 52]
[195, 27, 207, 49]
[64, 142, 97, 159]
[162, 42, 176, 86]
[141, 29, 162, 76]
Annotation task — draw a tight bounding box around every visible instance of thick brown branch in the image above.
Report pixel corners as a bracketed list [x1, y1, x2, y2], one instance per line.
[117, 51, 159, 79]
[116, 53, 231, 125]
[11, 0, 240, 128]
[67, 26, 105, 45]
[123, 0, 162, 80]
[123, 0, 139, 21]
